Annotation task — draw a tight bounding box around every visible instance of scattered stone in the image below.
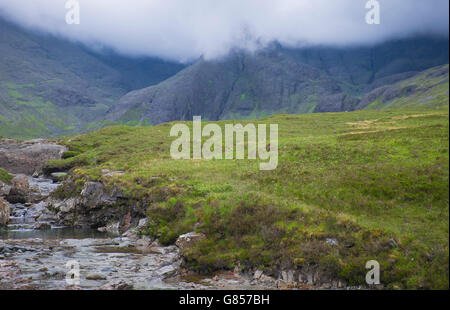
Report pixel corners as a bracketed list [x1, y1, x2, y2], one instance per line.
[98, 280, 133, 290]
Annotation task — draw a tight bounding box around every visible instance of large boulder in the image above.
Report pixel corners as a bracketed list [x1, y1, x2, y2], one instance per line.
[6, 174, 30, 203]
[0, 197, 10, 226]
[0, 139, 67, 175]
[79, 182, 123, 209]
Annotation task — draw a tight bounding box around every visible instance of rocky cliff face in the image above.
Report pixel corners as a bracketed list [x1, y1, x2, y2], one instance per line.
[108, 38, 449, 124]
[356, 64, 449, 110]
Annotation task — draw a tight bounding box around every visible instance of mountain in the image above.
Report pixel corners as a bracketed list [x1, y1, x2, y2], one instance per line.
[0, 14, 448, 138]
[357, 64, 449, 110]
[0, 17, 184, 138]
[109, 38, 449, 125]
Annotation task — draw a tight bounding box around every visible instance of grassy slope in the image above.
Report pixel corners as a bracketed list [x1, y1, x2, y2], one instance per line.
[49, 107, 449, 289]
[365, 65, 449, 110]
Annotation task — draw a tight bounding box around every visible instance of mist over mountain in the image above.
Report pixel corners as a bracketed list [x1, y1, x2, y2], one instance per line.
[108, 38, 449, 124]
[0, 4, 448, 137]
[0, 0, 448, 62]
[0, 17, 184, 137]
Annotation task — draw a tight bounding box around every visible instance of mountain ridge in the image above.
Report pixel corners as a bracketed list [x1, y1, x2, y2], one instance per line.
[0, 15, 448, 137]
[108, 39, 449, 125]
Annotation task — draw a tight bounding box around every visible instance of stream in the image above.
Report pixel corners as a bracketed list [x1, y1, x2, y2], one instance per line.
[0, 177, 273, 290]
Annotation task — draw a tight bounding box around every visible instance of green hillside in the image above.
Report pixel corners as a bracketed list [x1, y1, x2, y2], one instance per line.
[359, 65, 449, 110]
[48, 107, 449, 289]
[0, 18, 183, 138]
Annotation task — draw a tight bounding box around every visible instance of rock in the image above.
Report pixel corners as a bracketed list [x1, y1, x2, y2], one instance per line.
[27, 182, 55, 203]
[154, 263, 180, 279]
[97, 280, 133, 290]
[325, 238, 338, 246]
[98, 221, 120, 235]
[137, 218, 149, 229]
[121, 218, 150, 240]
[0, 139, 67, 175]
[280, 270, 295, 284]
[50, 198, 76, 214]
[86, 274, 107, 281]
[135, 236, 153, 250]
[80, 182, 122, 209]
[0, 197, 10, 226]
[0, 180, 11, 196]
[27, 201, 50, 219]
[175, 232, 206, 252]
[121, 228, 139, 240]
[6, 174, 30, 203]
[253, 270, 264, 280]
[50, 172, 68, 182]
[33, 222, 51, 230]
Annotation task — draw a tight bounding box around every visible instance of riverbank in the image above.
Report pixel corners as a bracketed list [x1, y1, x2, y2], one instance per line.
[1, 108, 449, 289]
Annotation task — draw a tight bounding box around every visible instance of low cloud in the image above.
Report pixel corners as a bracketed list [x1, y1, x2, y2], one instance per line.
[0, 0, 448, 62]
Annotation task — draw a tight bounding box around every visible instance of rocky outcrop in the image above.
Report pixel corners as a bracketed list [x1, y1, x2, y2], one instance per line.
[0, 139, 67, 175]
[175, 232, 206, 252]
[50, 181, 144, 229]
[0, 197, 10, 226]
[108, 40, 449, 125]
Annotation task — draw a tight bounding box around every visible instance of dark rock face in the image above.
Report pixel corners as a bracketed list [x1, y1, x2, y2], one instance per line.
[356, 64, 449, 110]
[108, 38, 449, 125]
[108, 50, 346, 124]
[0, 139, 67, 175]
[50, 181, 144, 230]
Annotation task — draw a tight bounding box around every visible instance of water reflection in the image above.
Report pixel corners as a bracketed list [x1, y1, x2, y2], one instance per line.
[0, 227, 110, 240]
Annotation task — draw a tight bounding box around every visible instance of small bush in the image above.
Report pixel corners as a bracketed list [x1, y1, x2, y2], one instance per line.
[0, 168, 13, 184]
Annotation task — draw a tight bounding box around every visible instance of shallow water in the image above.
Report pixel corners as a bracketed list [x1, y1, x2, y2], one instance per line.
[1, 177, 267, 290]
[0, 226, 109, 240]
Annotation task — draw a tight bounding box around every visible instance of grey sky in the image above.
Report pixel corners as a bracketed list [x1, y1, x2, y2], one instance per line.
[0, 0, 448, 62]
